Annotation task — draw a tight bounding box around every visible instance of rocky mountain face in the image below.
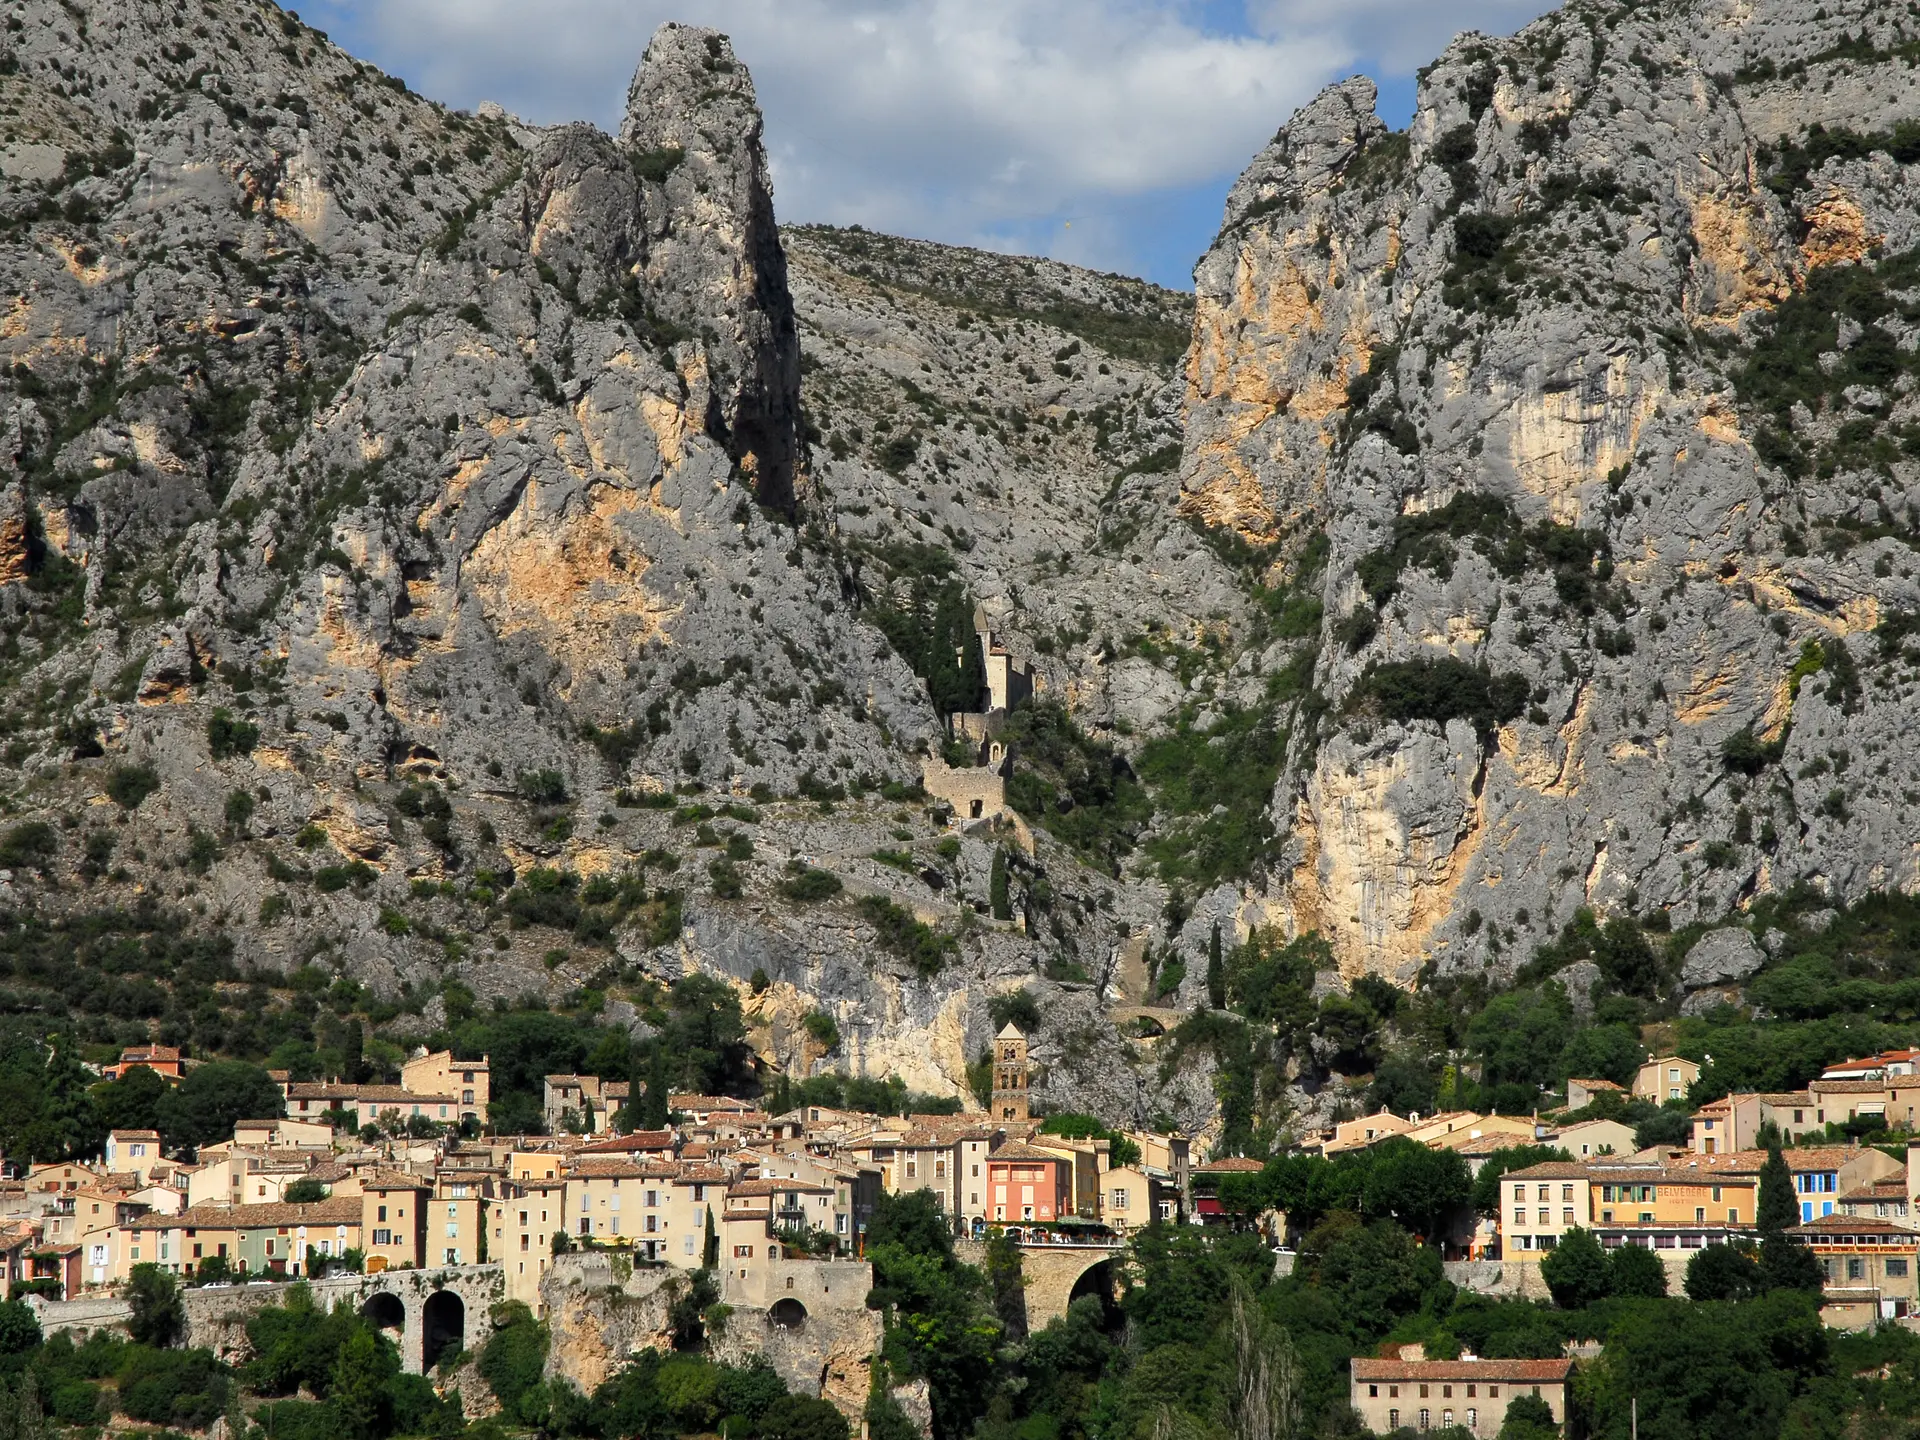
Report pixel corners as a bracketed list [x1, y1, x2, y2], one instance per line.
[1185, 0, 1920, 985]
[0, 0, 1223, 1128]
[8, 0, 1920, 1137]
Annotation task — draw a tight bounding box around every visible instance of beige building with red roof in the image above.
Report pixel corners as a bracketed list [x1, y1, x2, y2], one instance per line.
[1351, 1355, 1573, 1435]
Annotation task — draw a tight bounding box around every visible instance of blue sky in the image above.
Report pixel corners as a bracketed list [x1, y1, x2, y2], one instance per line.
[304, 1, 1553, 290]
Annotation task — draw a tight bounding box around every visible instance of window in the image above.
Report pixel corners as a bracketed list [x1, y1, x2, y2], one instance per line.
[1420, 1385, 1429, 1399]
[1561, 1185, 1573, 1201]
[1443, 1411, 1453, 1428]
[1113, 1190, 1130, 1210]
[1696, 1208, 1705, 1223]
[1389, 1412, 1399, 1430]
[1419, 1409, 1430, 1430]
[1712, 1186, 1722, 1203]
[1489, 1387, 1499, 1398]
[1849, 1257, 1866, 1280]
[1369, 1386, 1379, 1399]
[734, 1245, 753, 1258]
[378, 1206, 388, 1223]
[1466, 1387, 1475, 1398]
[1467, 1409, 1477, 1431]
[1562, 1208, 1574, 1224]
[1537, 1209, 1549, 1225]
[1890, 1259, 1911, 1278]
[1513, 1209, 1526, 1226]
[1443, 1386, 1452, 1398]
[1729, 1209, 1739, 1224]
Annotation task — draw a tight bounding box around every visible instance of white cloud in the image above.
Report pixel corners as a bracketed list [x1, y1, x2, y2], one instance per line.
[306, 0, 1555, 279]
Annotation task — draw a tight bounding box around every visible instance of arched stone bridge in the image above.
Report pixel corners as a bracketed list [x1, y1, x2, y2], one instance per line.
[184, 1263, 504, 1373]
[957, 1238, 1124, 1330]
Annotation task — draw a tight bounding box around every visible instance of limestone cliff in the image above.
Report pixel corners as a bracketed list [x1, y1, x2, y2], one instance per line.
[1183, 0, 1920, 980]
[0, 0, 1213, 1129]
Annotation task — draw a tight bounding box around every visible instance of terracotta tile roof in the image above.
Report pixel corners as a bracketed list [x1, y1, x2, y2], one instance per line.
[1352, 1359, 1573, 1382]
[578, 1130, 676, 1153]
[359, 1170, 431, 1190]
[1840, 1181, 1907, 1201]
[1790, 1217, 1920, 1237]
[671, 1094, 753, 1112]
[728, 1177, 832, 1196]
[1194, 1157, 1265, 1173]
[128, 1198, 363, 1229]
[1503, 1162, 1591, 1180]
[1812, 1079, 1892, 1094]
[990, 1141, 1073, 1164]
[1567, 1078, 1625, 1091]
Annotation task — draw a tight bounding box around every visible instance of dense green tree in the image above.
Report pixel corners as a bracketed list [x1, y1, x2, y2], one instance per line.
[1631, 1104, 1693, 1152]
[1359, 1136, 1471, 1240]
[1303, 1214, 1444, 1341]
[1207, 924, 1225, 1009]
[283, 1177, 330, 1203]
[760, 1392, 853, 1440]
[90, 1064, 167, 1136]
[1607, 1242, 1668, 1299]
[330, 1326, 397, 1440]
[0, 1299, 40, 1356]
[1685, 1242, 1761, 1302]
[126, 1264, 184, 1348]
[1759, 1236, 1825, 1294]
[1539, 1227, 1609, 1310]
[156, 1060, 283, 1150]
[1468, 985, 1574, 1093]
[1498, 1392, 1560, 1439]
[1577, 1291, 1825, 1440]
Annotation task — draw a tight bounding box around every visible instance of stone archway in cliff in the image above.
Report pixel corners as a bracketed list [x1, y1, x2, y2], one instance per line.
[1065, 1258, 1119, 1319]
[421, 1289, 465, 1371]
[361, 1291, 406, 1342]
[770, 1297, 808, 1330]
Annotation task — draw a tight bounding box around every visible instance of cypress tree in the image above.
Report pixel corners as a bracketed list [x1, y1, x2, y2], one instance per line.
[640, 1042, 672, 1129]
[1758, 1145, 1799, 1234]
[1207, 924, 1225, 1009]
[990, 849, 1011, 921]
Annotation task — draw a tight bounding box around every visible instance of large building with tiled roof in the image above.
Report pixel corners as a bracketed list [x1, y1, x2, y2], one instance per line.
[1350, 1354, 1573, 1436]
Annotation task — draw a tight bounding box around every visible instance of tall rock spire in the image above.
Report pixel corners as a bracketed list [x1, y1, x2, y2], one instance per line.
[620, 24, 802, 513]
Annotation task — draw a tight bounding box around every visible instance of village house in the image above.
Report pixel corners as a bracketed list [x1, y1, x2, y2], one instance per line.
[1790, 1216, 1920, 1323]
[1564, 1077, 1625, 1111]
[361, 1171, 431, 1271]
[102, 1044, 185, 1083]
[1549, 1117, 1637, 1160]
[498, 1175, 567, 1311]
[1350, 1355, 1575, 1436]
[987, 1140, 1072, 1230]
[401, 1050, 491, 1122]
[1633, 1054, 1701, 1103]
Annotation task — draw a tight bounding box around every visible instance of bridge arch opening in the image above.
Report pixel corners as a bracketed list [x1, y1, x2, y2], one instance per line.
[1065, 1258, 1120, 1323]
[769, 1297, 808, 1330]
[361, 1291, 405, 1338]
[421, 1290, 465, 1372]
